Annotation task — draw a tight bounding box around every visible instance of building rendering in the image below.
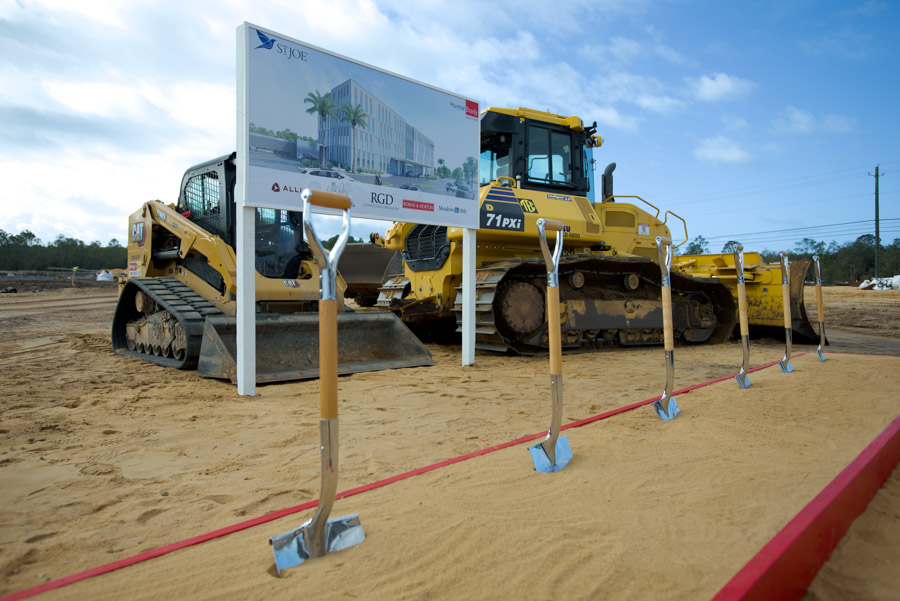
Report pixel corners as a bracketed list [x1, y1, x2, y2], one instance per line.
[323, 79, 434, 177]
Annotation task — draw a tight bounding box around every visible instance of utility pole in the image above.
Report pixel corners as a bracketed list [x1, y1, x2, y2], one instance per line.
[868, 165, 884, 279]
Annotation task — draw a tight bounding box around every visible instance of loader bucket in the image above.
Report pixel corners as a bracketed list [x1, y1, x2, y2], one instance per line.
[196, 312, 435, 384]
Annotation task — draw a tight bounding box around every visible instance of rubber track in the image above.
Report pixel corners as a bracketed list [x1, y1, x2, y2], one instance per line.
[453, 255, 736, 354]
[111, 278, 224, 370]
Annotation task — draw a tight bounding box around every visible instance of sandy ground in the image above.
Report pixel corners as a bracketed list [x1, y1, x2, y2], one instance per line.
[0, 280, 898, 600]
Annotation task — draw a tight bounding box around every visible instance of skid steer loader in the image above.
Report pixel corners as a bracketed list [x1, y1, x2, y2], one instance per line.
[111, 153, 433, 383]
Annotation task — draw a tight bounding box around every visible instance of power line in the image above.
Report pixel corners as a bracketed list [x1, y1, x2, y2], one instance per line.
[702, 218, 900, 242]
[665, 160, 900, 206]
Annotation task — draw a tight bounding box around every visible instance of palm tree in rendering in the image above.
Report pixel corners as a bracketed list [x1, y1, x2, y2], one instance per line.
[437, 157, 446, 178]
[339, 103, 368, 174]
[304, 90, 337, 168]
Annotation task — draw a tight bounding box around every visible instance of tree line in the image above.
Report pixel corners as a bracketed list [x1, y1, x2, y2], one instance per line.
[0, 230, 126, 271]
[681, 234, 900, 283]
[3, 226, 897, 284]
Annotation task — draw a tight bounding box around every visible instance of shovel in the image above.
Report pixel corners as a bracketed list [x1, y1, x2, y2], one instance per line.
[652, 236, 680, 421]
[813, 255, 826, 362]
[528, 218, 573, 473]
[733, 245, 752, 389]
[778, 252, 794, 373]
[270, 189, 365, 575]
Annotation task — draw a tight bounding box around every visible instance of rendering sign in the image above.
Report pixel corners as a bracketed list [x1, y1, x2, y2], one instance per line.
[238, 23, 480, 229]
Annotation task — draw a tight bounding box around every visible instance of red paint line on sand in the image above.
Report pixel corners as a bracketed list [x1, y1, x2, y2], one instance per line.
[710, 414, 900, 601]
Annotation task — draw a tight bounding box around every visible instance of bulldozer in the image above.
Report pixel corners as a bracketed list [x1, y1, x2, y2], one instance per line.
[111, 152, 434, 383]
[354, 106, 816, 352]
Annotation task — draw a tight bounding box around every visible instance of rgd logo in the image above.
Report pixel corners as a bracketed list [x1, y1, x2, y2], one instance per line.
[371, 192, 394, 205]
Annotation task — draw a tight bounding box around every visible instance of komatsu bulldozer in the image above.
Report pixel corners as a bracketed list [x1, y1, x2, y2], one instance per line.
[361, 106, 816, 352]
[111, 153, 433, 383]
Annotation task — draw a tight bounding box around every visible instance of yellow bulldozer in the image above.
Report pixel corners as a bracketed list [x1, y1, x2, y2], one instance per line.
[111, 153, 433, 383]
[353, 106, 817, 351]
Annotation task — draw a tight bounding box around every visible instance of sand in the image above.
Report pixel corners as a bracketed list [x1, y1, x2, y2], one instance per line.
[0, 280, 898, 600]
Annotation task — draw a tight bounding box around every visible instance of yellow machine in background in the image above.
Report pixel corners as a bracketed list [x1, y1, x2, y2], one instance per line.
[363, 106, 814, 351]
[674, 251, 817, 341]
[111, 153, 433, 382]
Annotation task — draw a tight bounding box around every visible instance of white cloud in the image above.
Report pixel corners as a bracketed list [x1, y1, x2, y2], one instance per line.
[770, 107, 857, 135]
[822, 114, 857, 133]
[771, 107, 816, 134]
[722, 114, 750, 130]
[693, 136, 753, 163]
[635, 94, 683, 113]
[689, 73, 756, 102]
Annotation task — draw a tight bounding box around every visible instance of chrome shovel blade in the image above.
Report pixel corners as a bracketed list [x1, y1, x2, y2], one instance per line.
[528, 436, 573, 473]
[653, 397, 680, 421]
[270, 514, 365, 575]
[779, 360, 793, 373]
[735, 373, 751, 389]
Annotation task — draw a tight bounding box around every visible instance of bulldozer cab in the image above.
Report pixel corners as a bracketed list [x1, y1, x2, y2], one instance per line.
[479, 107, 599, 198]
[176, 152, 307, 280]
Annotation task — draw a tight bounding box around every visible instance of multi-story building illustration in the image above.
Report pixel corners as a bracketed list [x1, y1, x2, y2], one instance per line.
[323, 79, 434, 177]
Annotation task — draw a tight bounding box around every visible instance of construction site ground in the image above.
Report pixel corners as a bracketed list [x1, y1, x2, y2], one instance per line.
[0, 279, 898, 600]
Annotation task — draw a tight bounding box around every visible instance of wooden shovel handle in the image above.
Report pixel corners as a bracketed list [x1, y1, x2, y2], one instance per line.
[319, 299, 338, 419]
[540, 219, 565, 232]
[305, 190, 352, 211]
[782, 282, 792, 330]
[661, 285, 674, 351]
[816, 285, 824, 321]
[737, 282, 750, 337]
[547, 285, 562, 373]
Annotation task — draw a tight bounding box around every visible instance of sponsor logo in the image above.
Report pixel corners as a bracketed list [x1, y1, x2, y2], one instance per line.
[272, 182, 300, 193]
[255, 30, 309, 62]
[403, 199, 434, 212]
[131, 222, 145, 246]
[128, 261, 141, 277]
[255, 30, 276, 50]
[547, 193, 572, 202]
[371, 192, 394, 205]
[438, 205, 467, 214]
[450, 99, 480, 118]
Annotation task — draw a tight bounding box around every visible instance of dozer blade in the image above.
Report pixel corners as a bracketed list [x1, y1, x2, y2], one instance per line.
[196, 312, 435, 384]
[744, 259, 819, 344]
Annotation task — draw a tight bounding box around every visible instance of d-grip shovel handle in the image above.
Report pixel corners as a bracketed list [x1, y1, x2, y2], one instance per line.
[779, 252, 792, 330]
[813, 255, 824, 320]
[733, 245, 750, 337]
[302, 188, 352, 421]
[537, 218, 565, 374]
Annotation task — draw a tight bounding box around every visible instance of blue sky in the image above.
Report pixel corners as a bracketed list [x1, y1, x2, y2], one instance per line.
[1, 0, 897, 253]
